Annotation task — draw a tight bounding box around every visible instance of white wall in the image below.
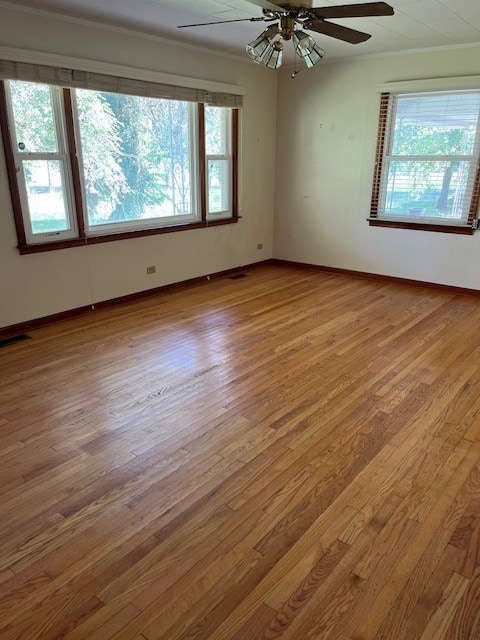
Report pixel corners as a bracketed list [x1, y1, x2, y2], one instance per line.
[0, 7, 277, 328]
[274, 45, 480, 289]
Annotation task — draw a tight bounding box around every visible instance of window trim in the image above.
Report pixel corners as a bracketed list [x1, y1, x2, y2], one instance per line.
[6, 83, 79, 244]
[0, 81, 240, 254]
[206, 107, 233, 220]
[369, 90, 480, 234]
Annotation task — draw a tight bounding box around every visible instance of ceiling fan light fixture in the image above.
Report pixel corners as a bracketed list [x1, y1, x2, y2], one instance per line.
[303, 43, 326, 68]
[246, 24, 279, 64]
[261, 42, 284, 69]
[292, 30, 317, 57]
[246, 34, 271, 63]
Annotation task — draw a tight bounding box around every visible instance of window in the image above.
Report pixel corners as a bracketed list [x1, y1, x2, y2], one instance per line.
[7, 81, 77, 243]
[75, 90, 198, 233]
[370, 90, 480, 234]
[0, 78, 239, 253]
[205, 106, 233, 219]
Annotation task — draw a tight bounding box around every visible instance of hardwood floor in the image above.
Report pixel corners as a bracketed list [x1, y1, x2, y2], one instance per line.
[1, 264, 480, 639]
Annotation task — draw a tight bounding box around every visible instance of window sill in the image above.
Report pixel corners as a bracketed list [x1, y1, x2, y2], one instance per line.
[368, 219, 475, 235]
[18, 216, 240, 254]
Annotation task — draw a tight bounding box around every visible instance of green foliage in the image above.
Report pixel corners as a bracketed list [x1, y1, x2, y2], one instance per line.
[10, 81, 202, 226]
[205, 107, 227, 155]
[10, 81, 58, 153]
[392, 124, 468, 156]
[76, 90, 129, 220]
[390, 121, 475, 215]
[82, 92, 192, 222]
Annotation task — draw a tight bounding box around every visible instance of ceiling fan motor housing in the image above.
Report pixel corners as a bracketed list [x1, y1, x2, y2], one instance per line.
[280, 16, 296, 39]
[279, 1, 313, 8]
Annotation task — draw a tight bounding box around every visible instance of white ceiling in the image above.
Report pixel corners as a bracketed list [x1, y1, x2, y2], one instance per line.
[6, 0, 480, 64]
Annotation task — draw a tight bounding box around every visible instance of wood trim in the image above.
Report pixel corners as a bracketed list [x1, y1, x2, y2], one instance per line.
[0, 80, 27, 246]
[468, 159, 480, 226]
[269, 259, 480, 298]
[93, 260, 261, 309]
[62, 88, 86, 238]
[207, 215, 241, 226]
[198, 103, 207, 222]
[0, 259, 269, 338]
[5, 257, 480, 338]
[232, 108, 239, 218]
[17, 217, 240, 254]
[18, 238, 87, 254]
[6, 258, 480, 338]
[368, 219, 475, 235]
[0, 305, 93, 339]
[370, 92, 390, 219]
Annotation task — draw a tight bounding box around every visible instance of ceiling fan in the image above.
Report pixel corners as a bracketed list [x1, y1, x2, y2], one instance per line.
[178, 1, 395, 70]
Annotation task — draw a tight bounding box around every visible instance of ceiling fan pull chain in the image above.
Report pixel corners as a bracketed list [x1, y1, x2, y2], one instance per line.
[292, 44, 300, 78]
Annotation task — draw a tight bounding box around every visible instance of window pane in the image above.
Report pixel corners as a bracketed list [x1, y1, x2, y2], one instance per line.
[208, 159, 230, 214]
[23, 160, 70, 233]
[75, 90, 194, 226]
[9, 81, 59, 153]
[392, 92, 480, 156]
[383, 160, 472, 220]
[205, 106, 229, 156]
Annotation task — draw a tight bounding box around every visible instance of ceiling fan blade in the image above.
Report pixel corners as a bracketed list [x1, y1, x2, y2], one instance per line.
[309, 2, 394, 19]
[178, 17, 264, 28]
[308, 2, 395, 18]
[306, 19, 371, 43]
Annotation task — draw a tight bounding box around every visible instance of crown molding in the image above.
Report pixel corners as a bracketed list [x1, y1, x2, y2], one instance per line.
[0, 0, 249, 65]
[282, 40, 480, 69]
[339, 40, 480, 63]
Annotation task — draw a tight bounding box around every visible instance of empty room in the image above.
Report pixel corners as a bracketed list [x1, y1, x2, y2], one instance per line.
[1, 0, 480, 638]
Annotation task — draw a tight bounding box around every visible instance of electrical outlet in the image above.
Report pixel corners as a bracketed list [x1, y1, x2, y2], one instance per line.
[257, 243, 263, 250]
[146, 266, 156, 274]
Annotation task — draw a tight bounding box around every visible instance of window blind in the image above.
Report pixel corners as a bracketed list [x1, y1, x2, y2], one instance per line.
[371, 90, 480, 226]
[0, 59, 243, 108]
[370, 92, 390, 219]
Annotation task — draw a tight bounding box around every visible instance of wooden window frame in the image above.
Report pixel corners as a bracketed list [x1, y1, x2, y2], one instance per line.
[369, 91, 480, 235]
[0, 81, 240, 254]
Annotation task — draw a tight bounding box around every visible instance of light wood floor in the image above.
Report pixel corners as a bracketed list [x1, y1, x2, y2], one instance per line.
[1, 265, 480, 640]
